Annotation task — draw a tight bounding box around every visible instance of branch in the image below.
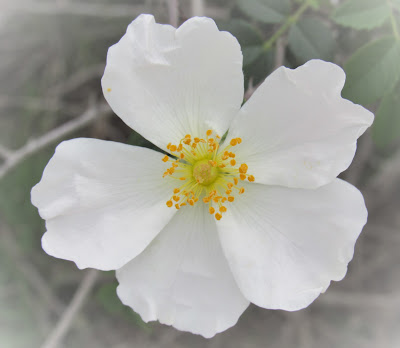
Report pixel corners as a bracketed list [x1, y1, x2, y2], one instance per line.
[318, 291, 400, 308]
[40, 269, 99, 348]
[191, 0, 205, 16]
[0, 103, 112, 180]
[166, 0, 179, 27]
[0, 95, 83, 115]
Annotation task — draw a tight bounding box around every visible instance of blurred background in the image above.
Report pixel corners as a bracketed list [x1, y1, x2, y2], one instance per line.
[0, 0, 400, 347]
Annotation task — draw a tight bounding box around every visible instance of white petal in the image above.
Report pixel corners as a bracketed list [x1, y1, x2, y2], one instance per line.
[102, 15, 244, 151]
[116, 203, 249, 338]
[31, 138, 177, 271]
[228, 60, 374, 189]
[217, 179, 367, 311]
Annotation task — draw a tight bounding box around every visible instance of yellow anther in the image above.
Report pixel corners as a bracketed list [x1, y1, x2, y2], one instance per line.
[163, 130, 249, 215]
[107, 88, 112, 92]
[239, 163, 248, 174]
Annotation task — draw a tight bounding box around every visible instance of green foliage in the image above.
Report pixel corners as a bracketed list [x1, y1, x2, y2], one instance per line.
[236, 0, 291, 24]
[342, 36, 400, 105]
[372, 86, 400, 149]
[96, 282, 151, 332]
[218, 19, 264, 66]
[333, 0, 391, 30]
[288, 17, 335, 62]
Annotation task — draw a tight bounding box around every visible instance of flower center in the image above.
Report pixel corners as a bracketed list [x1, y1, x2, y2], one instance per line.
[161, 130, 255, 220]
[192, 159, 219, 186]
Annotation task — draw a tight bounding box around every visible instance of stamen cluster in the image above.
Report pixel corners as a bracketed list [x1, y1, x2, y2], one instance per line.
[162, 130, 254, 220]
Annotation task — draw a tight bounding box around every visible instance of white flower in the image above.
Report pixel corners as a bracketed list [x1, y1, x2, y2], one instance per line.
[31, 15, 374, 338]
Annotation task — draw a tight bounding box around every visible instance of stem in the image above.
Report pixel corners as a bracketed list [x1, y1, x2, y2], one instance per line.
[263, 0, 313, 51]
[388, 0, 400, 40]
[40, 269, 99, 348]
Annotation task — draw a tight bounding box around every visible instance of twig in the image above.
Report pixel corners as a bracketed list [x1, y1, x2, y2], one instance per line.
[0, 103, 112, 180]
[191, 0, 205, 16]
[0, 220, 64, 316]
[40, 269, 99, 348]
[274, 37, 286, 69]
[166, 0, 179, 27]
[48, 64, 105, 96]
[318, 291, 400, 308]
[0, 95, 83, 115]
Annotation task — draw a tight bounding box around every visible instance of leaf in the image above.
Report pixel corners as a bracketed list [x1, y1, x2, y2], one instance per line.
[218, 19, 263, 46]
[372, 88, 400, 149]
[242, 45, 264, 66]
[236, 0, 291, 24]
[342, 36, 400, 105]
[217, 19, 264, 66]
[288, 18, 335, 62]
[333, 0, 391, 30]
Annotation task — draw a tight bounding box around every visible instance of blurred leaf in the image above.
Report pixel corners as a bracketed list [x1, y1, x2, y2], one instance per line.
[343, 36, 400, 105]
[333, 0, 391, 30]
[243, 46, 264, 66]
[218, 19, 263, 46]
[288, 18, 335, 62]
[372, 87, 400, 149]
[236, 0, 291, 24]
[96, 282, 151, 332]
[244, 49, 275, 88]
[218, 19, 264, 66]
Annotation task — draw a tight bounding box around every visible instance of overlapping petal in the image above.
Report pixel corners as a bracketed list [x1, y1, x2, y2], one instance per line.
[116, 203, 249, 338]
[228, 60, 374, 189]
[102, 14, 244, 152]
[217, 179, 367, 311]
[31, 138, 177, 271]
